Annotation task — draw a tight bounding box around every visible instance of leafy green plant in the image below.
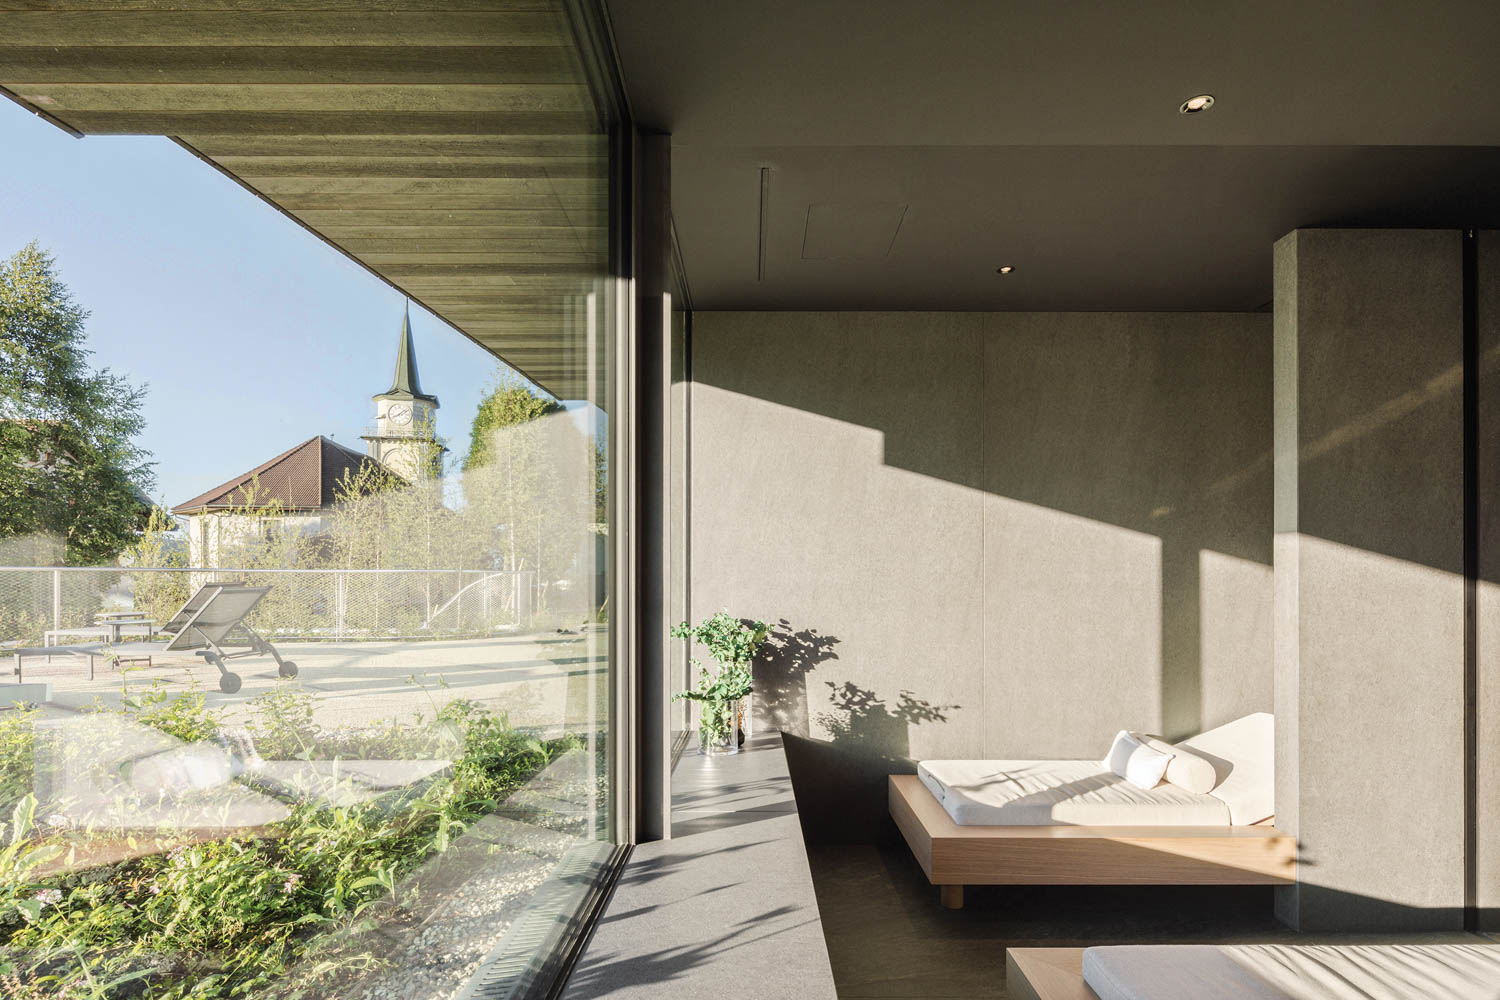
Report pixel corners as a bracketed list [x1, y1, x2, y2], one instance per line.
[0, 709, 37, 814]
[122, 679, 221, 744]
[246, 680, 321, 759]
[669, 611, 768, 749]
[0, 682, 583, 999]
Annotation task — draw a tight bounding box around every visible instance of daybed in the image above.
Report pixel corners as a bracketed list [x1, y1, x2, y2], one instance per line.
[889, 713, 1296, 908]
[1008, 943, 1500, 1000]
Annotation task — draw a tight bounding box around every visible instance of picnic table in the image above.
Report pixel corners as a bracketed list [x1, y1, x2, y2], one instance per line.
[45, 616, 157, 647]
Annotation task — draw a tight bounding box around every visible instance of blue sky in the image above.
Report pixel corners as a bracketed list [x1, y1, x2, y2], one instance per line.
[0, 98, 528, 508]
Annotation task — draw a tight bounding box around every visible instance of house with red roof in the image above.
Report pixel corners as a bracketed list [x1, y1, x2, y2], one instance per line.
[171, 434, 399, 566]
[171, 309, 438, 567]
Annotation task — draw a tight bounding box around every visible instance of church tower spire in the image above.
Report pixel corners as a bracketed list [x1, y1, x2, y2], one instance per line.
[362, 301, 445, 479]
[383, 301, 438, 404]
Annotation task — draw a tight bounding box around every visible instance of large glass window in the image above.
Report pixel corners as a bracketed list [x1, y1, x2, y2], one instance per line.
[668, 246, 692, 754]
[0, 5, 621, 997]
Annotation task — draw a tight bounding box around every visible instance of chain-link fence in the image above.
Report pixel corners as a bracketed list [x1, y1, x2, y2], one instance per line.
[0, 566, 536, 647]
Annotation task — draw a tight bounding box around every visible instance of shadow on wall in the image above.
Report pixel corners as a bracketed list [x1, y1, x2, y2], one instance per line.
[784, 679, 957, 845]
[755, 619, 840, 734]
[691, 313, 1276, 752]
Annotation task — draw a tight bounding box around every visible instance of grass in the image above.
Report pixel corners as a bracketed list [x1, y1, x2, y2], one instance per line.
[0, 680, 587, 999]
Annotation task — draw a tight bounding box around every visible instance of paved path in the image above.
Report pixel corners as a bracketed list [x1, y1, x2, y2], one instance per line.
[18, 630, 608, 734]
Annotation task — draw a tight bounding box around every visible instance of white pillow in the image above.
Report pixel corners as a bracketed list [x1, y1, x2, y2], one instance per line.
[1101, 730, 1173, 790]
[1140, 735, 1218, 794]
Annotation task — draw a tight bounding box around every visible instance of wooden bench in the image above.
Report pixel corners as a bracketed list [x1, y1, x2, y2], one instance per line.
[889, 774, 1296, 909]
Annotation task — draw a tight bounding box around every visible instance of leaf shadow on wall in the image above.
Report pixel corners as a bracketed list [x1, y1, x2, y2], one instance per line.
[754, 619, 840, 734]
[785, 678, 958, 844]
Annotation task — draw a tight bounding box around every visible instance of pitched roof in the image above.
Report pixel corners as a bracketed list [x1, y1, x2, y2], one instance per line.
[378, 303, 438, 404]
[172, 436, 400, 515]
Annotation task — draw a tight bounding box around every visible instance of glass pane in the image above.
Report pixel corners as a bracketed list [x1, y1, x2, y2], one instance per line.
[668, 268, 692, 750]
[0, 6, 616, 998]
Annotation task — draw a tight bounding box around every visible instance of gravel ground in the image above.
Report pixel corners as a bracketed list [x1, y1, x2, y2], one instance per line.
[346, 750, 599, 1000]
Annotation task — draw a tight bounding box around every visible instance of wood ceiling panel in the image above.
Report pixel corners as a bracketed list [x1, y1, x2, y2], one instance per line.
[209, 156, 601, 178]
[331, 237, 598, 253]
[392, 276, 594, 291]
[13, 82, 590, 112]
[178, 134, 602, 157]
[0, 1, 560, 9]
[358, 251, 603, 264]
[0, 45, 578, 84]
[286, 209, 604, 227]
[263, 191, 594, 211]
[0, 1, 606, 400]
[240, 176, 597, 196]
[0, 12, 566, 46]
[53, 110, 598, 134]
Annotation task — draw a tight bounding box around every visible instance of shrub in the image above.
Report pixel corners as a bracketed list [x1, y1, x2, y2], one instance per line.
[0, 684, 582, 998]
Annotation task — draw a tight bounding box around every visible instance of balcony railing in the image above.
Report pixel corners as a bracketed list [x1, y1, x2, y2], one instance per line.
[0, 565, 536, 646]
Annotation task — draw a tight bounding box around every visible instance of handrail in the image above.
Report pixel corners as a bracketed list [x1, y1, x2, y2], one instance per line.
[420, 571, 528, 631]
[0, 565, 518, 576]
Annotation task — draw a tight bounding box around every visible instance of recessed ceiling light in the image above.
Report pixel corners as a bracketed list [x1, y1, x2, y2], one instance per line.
[996, 265, 1014, 275]
[1179, 94, 1215, 114]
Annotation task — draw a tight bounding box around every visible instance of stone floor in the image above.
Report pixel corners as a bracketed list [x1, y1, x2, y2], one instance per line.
[806, 843, 1496, 999]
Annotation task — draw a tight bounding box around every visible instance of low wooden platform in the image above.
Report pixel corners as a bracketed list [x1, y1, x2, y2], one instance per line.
[889, 774, 1296, 909]
[1007, 948, 1094, 1000]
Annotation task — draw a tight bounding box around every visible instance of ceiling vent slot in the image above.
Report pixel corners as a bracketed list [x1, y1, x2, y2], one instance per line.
[757, 166, 770, 281]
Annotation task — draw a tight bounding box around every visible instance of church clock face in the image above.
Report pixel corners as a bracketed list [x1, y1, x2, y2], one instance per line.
[388, 403, 413, 426]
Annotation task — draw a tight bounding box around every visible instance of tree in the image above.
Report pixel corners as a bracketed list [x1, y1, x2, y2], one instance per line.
[462, 375, 562, 472]
[123, 504, 190, 626]
[461, 373, 601, 616]
[0, 242, 153, 564]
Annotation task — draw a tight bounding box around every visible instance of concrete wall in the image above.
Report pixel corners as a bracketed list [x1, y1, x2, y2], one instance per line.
[1273, 229, 1466, 932]
[687, 311, 1273, 835]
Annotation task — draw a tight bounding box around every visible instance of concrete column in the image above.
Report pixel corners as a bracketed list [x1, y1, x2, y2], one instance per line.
[1273, 229, 1466, 931]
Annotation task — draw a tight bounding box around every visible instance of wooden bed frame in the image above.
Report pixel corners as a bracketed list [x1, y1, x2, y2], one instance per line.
[1006, 948, 1095, 1000]
[888, 774, 1296, 909]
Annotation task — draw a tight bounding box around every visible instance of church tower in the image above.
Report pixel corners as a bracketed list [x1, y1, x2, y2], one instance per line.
[363, 303, 446, 480]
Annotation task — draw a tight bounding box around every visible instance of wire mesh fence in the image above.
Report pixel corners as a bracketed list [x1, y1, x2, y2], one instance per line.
[0, 566, 536, 647]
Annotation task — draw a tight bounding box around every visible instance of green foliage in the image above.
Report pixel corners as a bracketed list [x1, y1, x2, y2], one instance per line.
[0, 242, 153, 565]
[0, 710, 37, 815]
[670, 612, 768, 747]
[245, 680, 320, 759]
[0, 683, 581, 999]
[460, 372, 604, 616]
[670, 611, 770, 676]
[121, 506, 189, 625]
[461, 375, 562, 473]
[123, 680, 222, 744]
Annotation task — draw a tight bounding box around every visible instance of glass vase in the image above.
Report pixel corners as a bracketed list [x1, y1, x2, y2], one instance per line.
[698, 696, 743, 756]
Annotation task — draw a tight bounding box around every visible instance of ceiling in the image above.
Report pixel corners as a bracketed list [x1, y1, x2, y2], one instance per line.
[0, 1, 607, 401]
[606, 0, 1500, 311]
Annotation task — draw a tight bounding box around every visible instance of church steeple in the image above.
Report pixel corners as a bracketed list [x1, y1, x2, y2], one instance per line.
[381, 301, 438, 404]
[364, 302, 445, 480]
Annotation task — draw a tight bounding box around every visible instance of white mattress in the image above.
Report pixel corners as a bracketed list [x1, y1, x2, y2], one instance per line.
[917, 759, 1230, 826]
[1083, 944, 1500, 1000]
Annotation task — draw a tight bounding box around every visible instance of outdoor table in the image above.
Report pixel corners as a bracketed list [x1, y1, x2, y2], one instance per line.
[46, 618, 156, 648]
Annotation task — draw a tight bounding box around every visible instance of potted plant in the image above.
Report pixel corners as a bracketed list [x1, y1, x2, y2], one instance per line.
[670, 611, 769, 755]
